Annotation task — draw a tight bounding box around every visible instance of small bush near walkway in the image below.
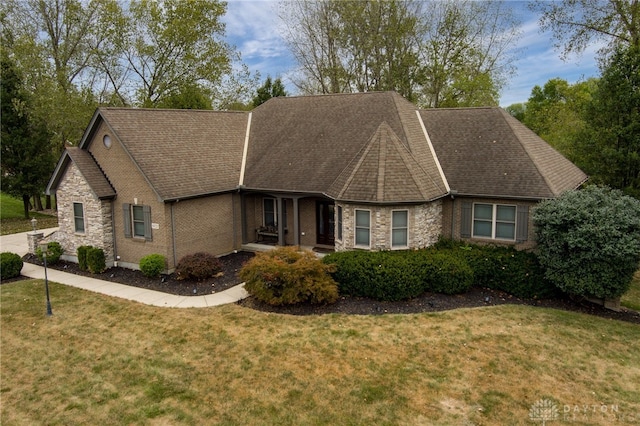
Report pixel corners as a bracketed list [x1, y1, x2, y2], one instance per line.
[86, 247, 106, 274]
[240, 246, 338, 306]
[139, 254, 166, 278]
[176, 252, 222, 281]
[1, 252, 23, 279]
[36, 241, 63, 264]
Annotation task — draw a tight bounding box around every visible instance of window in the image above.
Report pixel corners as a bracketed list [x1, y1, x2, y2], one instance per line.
[337, 206, 343, 240]
[473, 203, 516, 240]
[391, 210, 408, 248]
[355, 209, 370, 247]
[264, 198, 276, 227]
[123, 203, 152, 241]
[132, 205, 145, 237]
[73, 202, 85, 233]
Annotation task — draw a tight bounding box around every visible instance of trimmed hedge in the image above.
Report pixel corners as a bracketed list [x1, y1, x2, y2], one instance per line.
[323, 242, 556, 301]
[240, 246, 338, 306]
[1, 252, 23, 280]
[323, 249, 473, 301]
[139, 254, 166, 278]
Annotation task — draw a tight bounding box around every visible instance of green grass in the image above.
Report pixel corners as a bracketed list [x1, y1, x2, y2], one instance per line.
[0, 193, 58, 235]
[2, 279, 639, 425]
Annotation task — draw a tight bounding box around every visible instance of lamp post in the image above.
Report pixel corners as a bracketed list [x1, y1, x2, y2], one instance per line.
[31, 217, 37, 232]
[39, 242, 53, 316]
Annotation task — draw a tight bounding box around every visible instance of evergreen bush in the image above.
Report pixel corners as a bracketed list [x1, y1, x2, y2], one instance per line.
[176, 252, 222, 281]
[1, 252, 23, 280]
[86, 247, 106, 274]
[139, 254, 166, 278]
[77, 245, 92, 271]
[533, 186, 640, 299]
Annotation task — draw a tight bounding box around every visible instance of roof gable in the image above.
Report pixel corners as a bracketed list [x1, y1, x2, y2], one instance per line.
[47, 147, 115, 199]
[93, 108, 248, 201]
[327, 122, 444, 202]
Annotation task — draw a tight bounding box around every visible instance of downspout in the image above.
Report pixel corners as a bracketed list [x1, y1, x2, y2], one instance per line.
[171, 202, 178, 269]
[111, 199, 118, 267]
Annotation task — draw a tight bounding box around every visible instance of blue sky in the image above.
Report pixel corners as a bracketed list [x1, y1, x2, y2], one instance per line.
[222, 0, 603, 107]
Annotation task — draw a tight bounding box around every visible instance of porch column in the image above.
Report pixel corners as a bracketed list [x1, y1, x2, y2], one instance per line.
[277, 196, 284, 246]
[293, 197, 300, 246]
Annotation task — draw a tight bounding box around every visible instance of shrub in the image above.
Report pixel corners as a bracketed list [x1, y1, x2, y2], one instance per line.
[463, 244, 557, 299]
[240, 246, 338, 305]
[86, 247, 106, 274]
[324, 250, 427, 301]
[533, 186, 640, 299]
[139, 254, 166, 278]
[176, 252, 222, 281]
[36, 241, 63, 264]
[77, 245, 92, 271]
[423, 250, 474, 295]
[1, 252, 23, 280]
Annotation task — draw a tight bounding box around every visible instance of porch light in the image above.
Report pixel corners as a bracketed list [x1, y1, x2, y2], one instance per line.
[39, 242, 53, 316]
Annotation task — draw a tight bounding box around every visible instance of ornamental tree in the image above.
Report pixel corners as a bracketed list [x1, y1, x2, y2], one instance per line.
[533, 186, 640, 299]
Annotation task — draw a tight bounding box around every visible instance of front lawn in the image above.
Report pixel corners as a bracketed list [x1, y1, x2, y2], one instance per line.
[2, 280, 639, 425]
[0, 193, 58, 235]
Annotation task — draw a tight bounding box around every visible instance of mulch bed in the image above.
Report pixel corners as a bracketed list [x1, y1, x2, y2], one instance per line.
[10, 252, 640, 324]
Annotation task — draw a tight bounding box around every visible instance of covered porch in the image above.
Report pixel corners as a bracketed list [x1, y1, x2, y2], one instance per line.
[240, 191, 335, 251]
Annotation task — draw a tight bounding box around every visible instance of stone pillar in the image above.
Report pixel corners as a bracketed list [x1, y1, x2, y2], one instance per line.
[27, 232, 44, 254]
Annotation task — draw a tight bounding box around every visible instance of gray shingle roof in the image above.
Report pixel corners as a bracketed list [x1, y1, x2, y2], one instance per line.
[244, 91, 448, 202]
[97, 108, 248, 201]
[47, 147, 115, 199]
[420, 107, 587, 199]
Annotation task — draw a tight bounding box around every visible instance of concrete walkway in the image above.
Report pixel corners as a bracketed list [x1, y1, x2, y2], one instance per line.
[0, 229, 248, 308]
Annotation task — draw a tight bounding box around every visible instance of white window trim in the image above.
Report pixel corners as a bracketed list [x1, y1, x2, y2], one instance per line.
[354, 209, 371, 248]
[73, 202, 85, 234]
[391, 209, 409, 249]
[472, 203, 517, 241]
[132, 205, 145, 238]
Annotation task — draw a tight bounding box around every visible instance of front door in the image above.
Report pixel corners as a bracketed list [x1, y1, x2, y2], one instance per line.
[316, 201, 335, 245]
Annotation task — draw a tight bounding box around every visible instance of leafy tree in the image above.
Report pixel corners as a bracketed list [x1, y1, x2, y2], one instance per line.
[107, 0, 232, 107]
[156, 83, 213, 110]
[1, 55, 55, 219]
[252, 76, 288, 107]
[520, 78, 596, 159]
[533, 186, 640, 300]
[531, 0, 640, 58]
[574, 46, 640, 196]
[281, 0, 520, 107]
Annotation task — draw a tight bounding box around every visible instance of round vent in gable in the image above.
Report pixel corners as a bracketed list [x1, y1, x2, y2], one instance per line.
[103, 134, 112, 148]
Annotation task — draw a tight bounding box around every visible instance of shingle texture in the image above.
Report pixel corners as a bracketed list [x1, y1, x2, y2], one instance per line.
[420, 107, 587, 199]
[244, 91, 448, 201]
[49, 92, 587, 204]
[97, 108, 248, 200]
[64, 147, 116, 199]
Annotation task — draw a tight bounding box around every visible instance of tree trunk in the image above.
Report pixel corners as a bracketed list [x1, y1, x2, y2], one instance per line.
[34, 194, 43, 211]
[22, 194, 31, 219]
[46, 194, 52, 210]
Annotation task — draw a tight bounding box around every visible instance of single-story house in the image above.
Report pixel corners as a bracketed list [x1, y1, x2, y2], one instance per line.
[46, 91, 587, 271]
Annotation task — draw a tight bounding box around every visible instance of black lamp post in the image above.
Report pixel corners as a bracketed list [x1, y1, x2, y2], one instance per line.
[39, 242, 53, 316]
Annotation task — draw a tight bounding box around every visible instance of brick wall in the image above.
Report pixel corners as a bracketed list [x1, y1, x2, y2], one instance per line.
[55, 162, 114, 264]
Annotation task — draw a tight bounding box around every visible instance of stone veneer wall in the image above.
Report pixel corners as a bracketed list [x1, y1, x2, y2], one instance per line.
[55, 163, 114, 265]
[335, 200, 443, 251]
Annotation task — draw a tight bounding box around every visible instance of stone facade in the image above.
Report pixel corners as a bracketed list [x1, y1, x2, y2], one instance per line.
[335, 200, 443, 251]
[55, 163, 114, 265]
